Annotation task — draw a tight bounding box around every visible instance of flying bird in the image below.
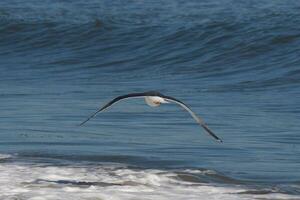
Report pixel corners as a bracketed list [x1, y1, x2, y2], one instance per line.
[80, 91, 222, 142]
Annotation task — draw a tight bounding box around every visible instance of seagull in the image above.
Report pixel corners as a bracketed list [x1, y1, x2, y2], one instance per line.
[80, 91, 222, 142]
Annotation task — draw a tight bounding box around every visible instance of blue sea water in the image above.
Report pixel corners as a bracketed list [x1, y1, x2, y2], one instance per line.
[0, 0, 300, 199]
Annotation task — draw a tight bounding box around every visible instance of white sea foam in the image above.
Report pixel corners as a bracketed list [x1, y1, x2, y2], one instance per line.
[0, 161, 298, 200]
[0, 154, 12, 160]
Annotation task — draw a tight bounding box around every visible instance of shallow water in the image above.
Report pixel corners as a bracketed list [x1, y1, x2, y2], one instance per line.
[0, 0, 300, 199]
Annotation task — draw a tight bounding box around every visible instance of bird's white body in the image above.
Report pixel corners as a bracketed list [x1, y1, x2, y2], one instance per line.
[145, 96, 168, 107]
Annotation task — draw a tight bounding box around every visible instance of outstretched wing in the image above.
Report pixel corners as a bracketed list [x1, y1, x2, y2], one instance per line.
[162, 95, 223, 142]
[79, 92, 147, 126]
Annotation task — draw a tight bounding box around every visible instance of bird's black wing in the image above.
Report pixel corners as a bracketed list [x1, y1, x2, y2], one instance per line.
[162, 95, 223, 142]
[80, 92, 148, 126]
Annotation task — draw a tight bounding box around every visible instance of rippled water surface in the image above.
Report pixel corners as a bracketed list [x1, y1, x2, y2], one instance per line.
[0, 0, 300, 199]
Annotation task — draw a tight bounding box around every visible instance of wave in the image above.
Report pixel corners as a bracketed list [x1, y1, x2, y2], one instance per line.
[0, 154, 12, 160]
[0, 155, 299, 200]
[0, 0, 299, 90]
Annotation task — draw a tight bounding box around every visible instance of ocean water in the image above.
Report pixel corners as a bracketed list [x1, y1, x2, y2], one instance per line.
[1, 0, 300, 199]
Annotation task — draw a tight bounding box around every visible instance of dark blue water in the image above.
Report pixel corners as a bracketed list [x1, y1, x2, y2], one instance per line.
[0, 0, 300, 199]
